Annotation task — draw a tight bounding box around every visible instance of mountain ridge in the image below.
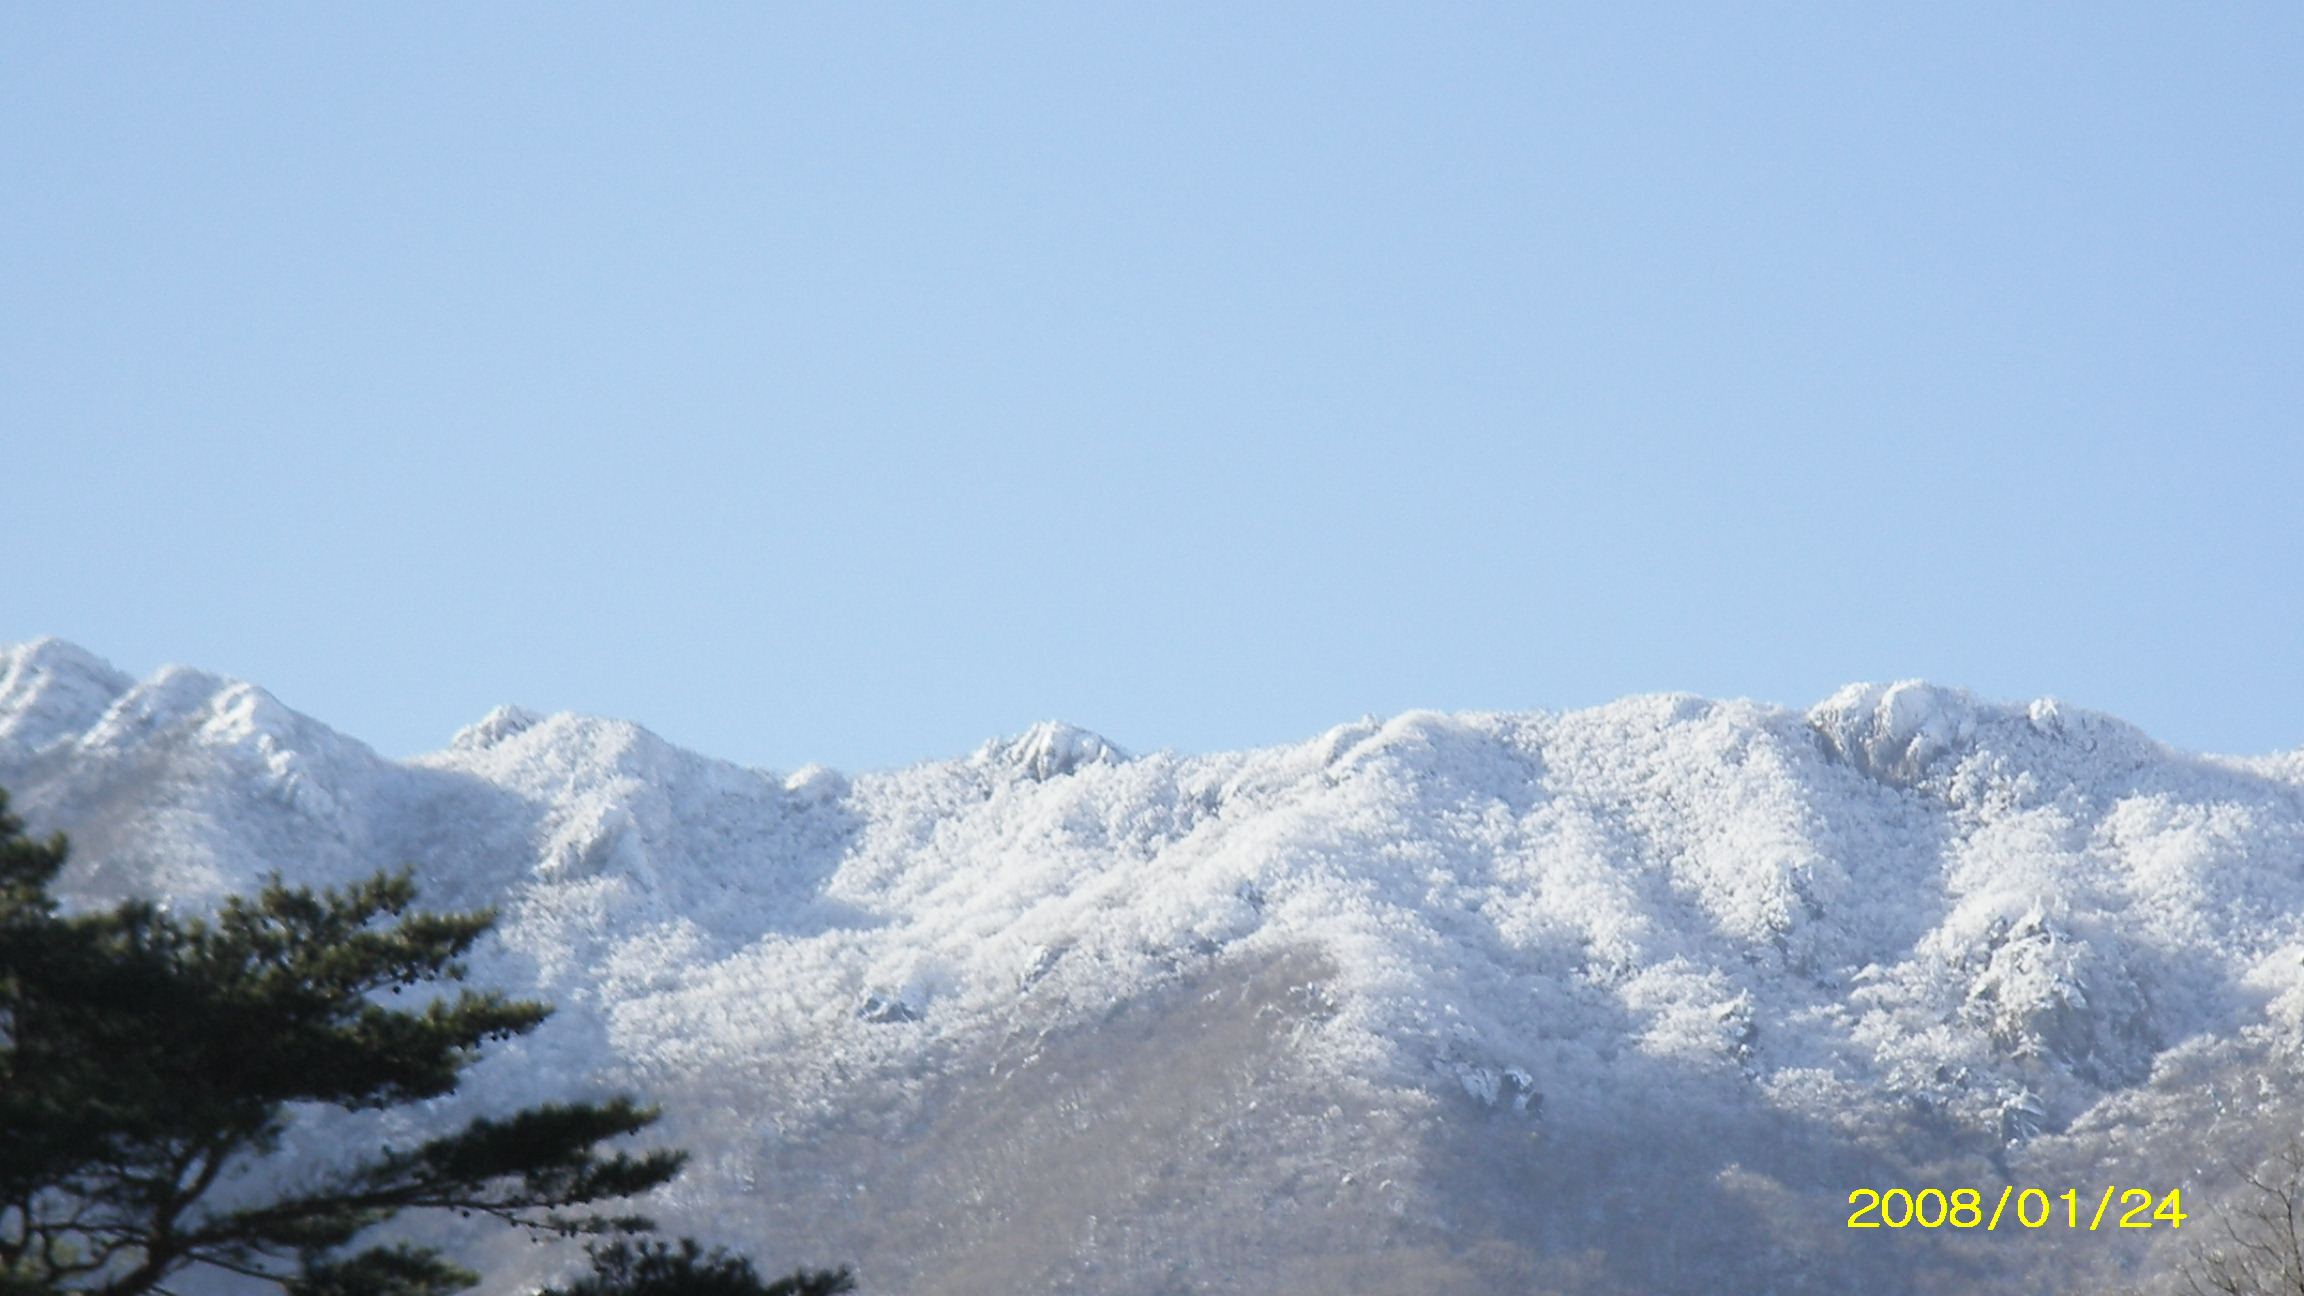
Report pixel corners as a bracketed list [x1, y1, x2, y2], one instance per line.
[6, 638, 2300, 1294]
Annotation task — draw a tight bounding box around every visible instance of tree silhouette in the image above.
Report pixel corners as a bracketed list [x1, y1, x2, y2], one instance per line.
[2182, 1138, 2304, 1296]
[542, 1240, 853, 1296]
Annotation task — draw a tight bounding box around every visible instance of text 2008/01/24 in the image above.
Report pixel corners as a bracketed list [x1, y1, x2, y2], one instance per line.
[1847, 1187, 2185, 1231]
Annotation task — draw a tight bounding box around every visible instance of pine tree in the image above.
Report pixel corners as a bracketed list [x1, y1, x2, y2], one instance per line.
[0, 787, 691, 1296]
[542, 1240, 853, 1296]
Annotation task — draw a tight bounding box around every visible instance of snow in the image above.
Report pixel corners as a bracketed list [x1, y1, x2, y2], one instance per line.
[0, 637, 133, 759]
[9, 641, 2304, 1294]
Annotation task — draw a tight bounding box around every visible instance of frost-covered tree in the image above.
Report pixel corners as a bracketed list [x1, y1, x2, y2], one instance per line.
[2181, 1139, 2304, 1296]
[0, 788, 696, 1296]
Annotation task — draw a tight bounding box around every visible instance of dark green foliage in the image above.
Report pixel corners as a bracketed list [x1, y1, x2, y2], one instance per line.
[0, 789, 688, 1296]
[286, 1245, 478, 1296]
[542, 1240, 853, 1296]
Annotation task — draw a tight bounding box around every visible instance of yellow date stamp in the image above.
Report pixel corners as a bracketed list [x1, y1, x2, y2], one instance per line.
[1846, 1186, 2185, 1231]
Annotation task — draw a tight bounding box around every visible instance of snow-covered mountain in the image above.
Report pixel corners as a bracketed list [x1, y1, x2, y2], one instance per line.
[7, 637, 2302, 1295]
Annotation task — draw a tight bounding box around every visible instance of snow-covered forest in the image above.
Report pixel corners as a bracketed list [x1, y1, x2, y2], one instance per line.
[8, 637, 2301, 1295]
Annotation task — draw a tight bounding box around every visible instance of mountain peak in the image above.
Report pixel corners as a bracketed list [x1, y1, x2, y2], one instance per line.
[971, 719, 1130, 781]
[1808, 679, 1983, 780]
[450, 704, 547, 751]
[0, 638, 135, 757]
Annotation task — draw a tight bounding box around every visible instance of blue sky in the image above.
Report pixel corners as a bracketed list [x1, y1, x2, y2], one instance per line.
[5, 5, 2300, 770]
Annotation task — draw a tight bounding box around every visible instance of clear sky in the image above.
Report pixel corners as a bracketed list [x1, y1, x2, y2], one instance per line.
[4, 5, 2300, 771]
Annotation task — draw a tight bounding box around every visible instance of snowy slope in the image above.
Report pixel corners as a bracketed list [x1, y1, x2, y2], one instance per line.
[7, 638, 2303, 1295]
